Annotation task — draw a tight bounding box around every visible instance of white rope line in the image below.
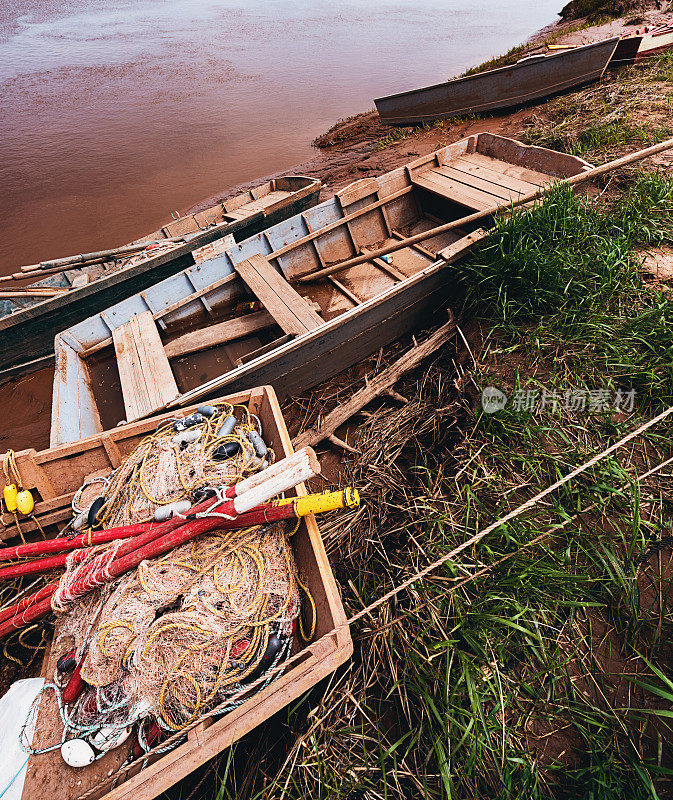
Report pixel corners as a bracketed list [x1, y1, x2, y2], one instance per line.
[75, 402, 673, 798]
[347, 402, 673, 626]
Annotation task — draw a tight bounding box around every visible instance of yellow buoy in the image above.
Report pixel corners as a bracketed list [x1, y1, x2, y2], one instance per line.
[3, 483, 18, 513]
[16, 489, 34, 516]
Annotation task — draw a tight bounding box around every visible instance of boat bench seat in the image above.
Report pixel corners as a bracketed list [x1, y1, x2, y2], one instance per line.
[112, 311, 180, 423]
[223, 190, 293, 221]
[234, 254, 324, 336]
[412, 153, 552, 212]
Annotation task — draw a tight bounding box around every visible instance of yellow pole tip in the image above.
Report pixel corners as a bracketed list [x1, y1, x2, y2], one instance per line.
[344, 488, 360, 508]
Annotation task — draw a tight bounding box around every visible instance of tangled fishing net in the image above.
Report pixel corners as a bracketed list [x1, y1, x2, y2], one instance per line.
[22, 403, 311, 763]
[95, 403, 271, 527]
[68, 522, 300, 732]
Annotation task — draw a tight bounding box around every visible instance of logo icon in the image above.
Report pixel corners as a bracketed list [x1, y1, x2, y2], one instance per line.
[481, 386, 507, 414]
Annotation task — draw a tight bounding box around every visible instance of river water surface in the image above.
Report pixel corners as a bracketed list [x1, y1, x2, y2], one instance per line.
[1, 0, 561, 274]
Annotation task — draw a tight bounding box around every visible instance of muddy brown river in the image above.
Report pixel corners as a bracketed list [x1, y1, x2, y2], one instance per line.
[1, 0, 561, 273]
[0, 0, 560, 450]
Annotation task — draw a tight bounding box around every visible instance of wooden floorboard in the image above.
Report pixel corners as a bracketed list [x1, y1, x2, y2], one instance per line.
[113, 311, 179, 421]
[460, 152, 553, 187]
[436, 165, 526, 202]
[163, 311, 275, 359]
[412, 170, 499, 211]
[450, 157, 542, 194]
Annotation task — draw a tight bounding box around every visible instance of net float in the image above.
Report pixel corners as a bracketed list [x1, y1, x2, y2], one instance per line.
[3, 484, 17, 513]
[197, 405, 218, 418]
[57, 648, 77, 673]
[173, 413, 203, 432]
[61, 738, 96, 768]
[72, 508, 89, 531]
[88, 725, 133, 753]
[191, 486, 217, 503]
[132, 718, 162, 758]
[247, 631, 287, 682]
[16, 489, 34, 516]
[153, 500, 192, 522]
[87, 497, 106, 530]
[62, 656, 87, 704]
[171, 428, 202, 448]
[216, 415, 237, 438]
[212, 441, 241, 461]
[247, 430, 268, 458]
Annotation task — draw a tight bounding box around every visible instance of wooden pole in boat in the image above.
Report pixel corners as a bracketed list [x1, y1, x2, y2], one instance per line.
[17, 237, 188, 273]
[297, 137, 673, 283]
[0, 259, 109, 284]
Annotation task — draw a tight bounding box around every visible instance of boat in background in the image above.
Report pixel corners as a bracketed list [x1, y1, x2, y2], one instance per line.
[374, 37, 620, 126]
[612, 23, 673, 65]
[50, 134, 592, 447]
[0, 176, 321, 380]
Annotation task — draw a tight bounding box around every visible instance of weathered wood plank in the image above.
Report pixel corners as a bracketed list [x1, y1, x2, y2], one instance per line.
[234, 255, 323, 335]
[411, 169, 500, 211]
[449, 157, 543, 194]
[163, 311, 276, 359]
[459, 152, 553, 187]
[112, 312, 179, 421]
[434, 165, 524, 202]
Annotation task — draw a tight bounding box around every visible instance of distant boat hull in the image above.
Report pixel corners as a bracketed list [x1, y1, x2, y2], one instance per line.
[0, 176, 321, 379]
[612, 25, 673, 65]
[374, 37, 620, 126]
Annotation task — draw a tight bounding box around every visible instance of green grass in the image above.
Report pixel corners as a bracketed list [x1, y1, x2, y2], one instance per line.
[559, 0, 640, 21]
[456, 175, 673, 408]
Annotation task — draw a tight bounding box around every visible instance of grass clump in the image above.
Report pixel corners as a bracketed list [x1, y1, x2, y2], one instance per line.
[559, 0, 642, 21]
[456, 175, 673, 407]
[524, 53, 673, 161]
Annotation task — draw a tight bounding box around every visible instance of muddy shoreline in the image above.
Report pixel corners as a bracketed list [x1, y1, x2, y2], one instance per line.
[185, 3, 672, 218]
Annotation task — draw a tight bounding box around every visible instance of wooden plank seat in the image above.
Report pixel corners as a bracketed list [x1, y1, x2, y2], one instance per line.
[412, 154, 553, 211]
[163, 311, 276, 359]
[234, 254, 324, 336]
[112, 311, 179, 422]
[222, 190, 292, 221]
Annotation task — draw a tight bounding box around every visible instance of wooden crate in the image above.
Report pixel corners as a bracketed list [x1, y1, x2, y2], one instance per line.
[15, 386, 352, 800]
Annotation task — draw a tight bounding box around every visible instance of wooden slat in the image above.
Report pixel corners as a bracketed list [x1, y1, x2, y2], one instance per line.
[449, 157, 543, 194]
[234, 255, 323, 335]
[411, 169, 500, 211]
[163, 311, 276, 359]
[459, 152, 553, 187]
[112, 311, 179, 422]
[434, 165, 523, 203]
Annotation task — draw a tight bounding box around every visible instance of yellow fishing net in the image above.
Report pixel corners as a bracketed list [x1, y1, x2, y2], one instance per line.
[55, 404, 310, 738]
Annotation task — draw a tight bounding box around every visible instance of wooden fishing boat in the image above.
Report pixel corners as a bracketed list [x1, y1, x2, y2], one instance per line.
[374, 37, 620, 126]
[50, 133, 593, 447]
[0, 177, 321, 379]
[612, 23, 673, 65]
[1, 385, 352, 800]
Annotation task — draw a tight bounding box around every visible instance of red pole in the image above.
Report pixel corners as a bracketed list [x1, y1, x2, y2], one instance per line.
[0, 489, 354, 638]
[0, 582, 58, 626]
[0, 470, 267, 562]
[0, 501, 299, 637]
